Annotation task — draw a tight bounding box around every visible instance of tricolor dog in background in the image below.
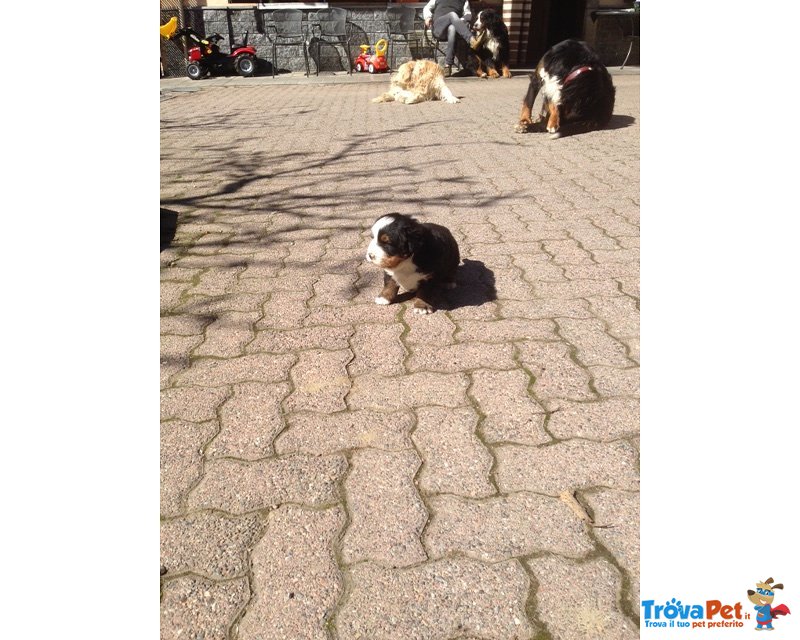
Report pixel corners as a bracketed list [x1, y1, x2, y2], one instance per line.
[515, 39, 615, 138]
[469, 9, 512, 78]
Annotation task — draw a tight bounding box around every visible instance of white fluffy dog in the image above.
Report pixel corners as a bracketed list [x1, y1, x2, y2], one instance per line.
[372, 60, 459, 104]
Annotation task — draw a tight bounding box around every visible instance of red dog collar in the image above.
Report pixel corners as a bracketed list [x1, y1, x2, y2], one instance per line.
[564, 66, 593, 85]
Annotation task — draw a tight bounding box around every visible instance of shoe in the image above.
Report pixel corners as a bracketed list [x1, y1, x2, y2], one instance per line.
[443, 65, 452, 77]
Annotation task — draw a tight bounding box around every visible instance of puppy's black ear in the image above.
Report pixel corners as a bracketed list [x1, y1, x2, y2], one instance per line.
[403, 223, 427, 257]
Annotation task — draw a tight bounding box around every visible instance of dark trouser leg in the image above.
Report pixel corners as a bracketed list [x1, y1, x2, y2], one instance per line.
[434, 12, 472, 66]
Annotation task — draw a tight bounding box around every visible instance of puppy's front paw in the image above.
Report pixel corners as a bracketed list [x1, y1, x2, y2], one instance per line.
[412, 299, 434, 315]
[515, 120, 532, 134]
[375, 296, 391, 305]
[443, 95, 460, 104]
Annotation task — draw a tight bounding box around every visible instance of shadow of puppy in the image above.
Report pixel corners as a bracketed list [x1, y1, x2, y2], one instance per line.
[437, 259, 497, 311]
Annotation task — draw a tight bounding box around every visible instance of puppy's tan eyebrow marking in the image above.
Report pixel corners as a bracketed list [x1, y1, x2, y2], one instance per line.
[379, 233, 390, 243]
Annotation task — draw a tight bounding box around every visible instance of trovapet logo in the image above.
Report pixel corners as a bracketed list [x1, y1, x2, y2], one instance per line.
[642, 576, 791, 632]
[641, 598, 747, 630]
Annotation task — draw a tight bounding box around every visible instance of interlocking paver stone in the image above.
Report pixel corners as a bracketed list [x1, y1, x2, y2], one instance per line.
[161, 313, 213, 336]
[412, 406, 494, 498]
[556, 317, 633, 367]
[172, 352, 296, 387]
[187, 454, 347, 513]
[247, 325, 353, 354]
[583, 488, 640, 606]
[161, 420, 218, 517]
[284, 348, 353, 413]
[238, 505, 345, 640]
[160, 512, 265, 579]
[192, 310, 260, 358]
[341, 448, 427, 567]
[403, 312, 456, 346]
[348, 322, 406, 376]
[336, 557, 534, 639]
[425, 493, 594, 561]
[586, 295, 639, 338]
[161, 333, 204, 387]
[588, 365, 640, 396]
[407, 341, 516, 372]
[456, 318, 557, 343]
[545, 397, 639, 440]
[469, 368, 549, 445]
[160, 386, 230, 423]
[207, 382, 290, 459]
[161, 576, 250, 640]
[527, 556, 638, 640]
[349, 372, 469, 410]
[275, 410, 413, 455]
[495, 440, 640, 495]
[516, 340, 596, 401]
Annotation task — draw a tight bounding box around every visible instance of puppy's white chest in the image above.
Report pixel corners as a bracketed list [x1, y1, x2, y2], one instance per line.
[385, 260, 428, 292]
[539, 68, 562, 105]
[486, 37, 500, 58]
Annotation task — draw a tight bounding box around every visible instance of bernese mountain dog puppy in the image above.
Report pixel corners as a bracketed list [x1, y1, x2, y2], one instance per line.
[469, 9, 512, 78]
[365, 213, 460, 315]
[515, 39, 615, 138]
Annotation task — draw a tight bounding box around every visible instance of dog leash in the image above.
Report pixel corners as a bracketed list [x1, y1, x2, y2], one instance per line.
[563, 66, 593, 85]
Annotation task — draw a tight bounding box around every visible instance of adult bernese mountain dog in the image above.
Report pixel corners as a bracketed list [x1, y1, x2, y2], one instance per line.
[515, 39, 615, 137]
[365, 213, 460, 315]
[469, 9, 511, 78]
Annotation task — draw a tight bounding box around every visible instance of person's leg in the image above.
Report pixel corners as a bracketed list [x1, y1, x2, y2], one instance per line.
[445, 24, 456, 65]
[433, 12, 473, 42]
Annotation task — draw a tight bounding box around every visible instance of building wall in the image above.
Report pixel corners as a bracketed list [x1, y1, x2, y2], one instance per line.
[159, 0, 636, 78]
[161, 6, 441, 77]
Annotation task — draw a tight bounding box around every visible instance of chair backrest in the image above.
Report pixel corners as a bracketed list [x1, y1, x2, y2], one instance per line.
[386, 6, 416, 34]
[273, 9, 304, 38]
[315, 7, 348, 37]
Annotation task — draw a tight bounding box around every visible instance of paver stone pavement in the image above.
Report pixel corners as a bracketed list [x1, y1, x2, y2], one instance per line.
[161, 67, 639, 639]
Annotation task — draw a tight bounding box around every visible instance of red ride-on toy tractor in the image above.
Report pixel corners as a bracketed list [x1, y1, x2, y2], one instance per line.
[354, 39, 389, 73]
[160, 17, 258, 80]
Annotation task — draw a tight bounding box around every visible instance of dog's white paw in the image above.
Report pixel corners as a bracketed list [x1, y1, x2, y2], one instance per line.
[413, 306, 433, 315]
[549, 131, 562, 139]
[444, 96, 460, 104]
[375, 296, 391, 305]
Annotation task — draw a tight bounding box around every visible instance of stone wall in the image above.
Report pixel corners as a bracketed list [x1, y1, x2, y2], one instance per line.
[162, 6, 437, 78]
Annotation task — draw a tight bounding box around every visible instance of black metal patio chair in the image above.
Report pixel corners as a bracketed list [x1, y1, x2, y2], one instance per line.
[311, 7, 352, 75]
[386, 6, 419, 69]
[267, 9, 310, 77]
[423, 23, 464, 70]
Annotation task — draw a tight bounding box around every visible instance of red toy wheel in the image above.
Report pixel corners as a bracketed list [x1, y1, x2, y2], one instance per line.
[355, 62, 363, 72]
[368, 63, 375, 73]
